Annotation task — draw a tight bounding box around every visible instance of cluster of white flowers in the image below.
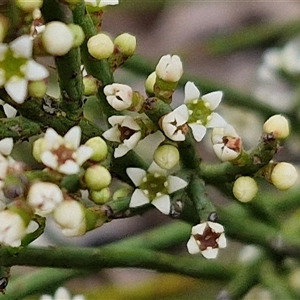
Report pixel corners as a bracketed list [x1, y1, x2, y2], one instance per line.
[40, 286, 85, 300]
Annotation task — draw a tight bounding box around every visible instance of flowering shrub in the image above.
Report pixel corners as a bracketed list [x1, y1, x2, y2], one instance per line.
[0, 1, 299, 299]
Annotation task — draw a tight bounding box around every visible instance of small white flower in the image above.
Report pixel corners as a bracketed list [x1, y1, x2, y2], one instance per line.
[0, 209, 29, 247]
[155, 54, 183, 82]
[103, 115, 142, 158]
[187, 221, 227, 259]
[0, 35, 49, 103]
[126, 162, 187, 215]
[39, 126, 93, 174]
[183, 81, 227, 142]
[104, 83, 133, 111]
[27, 182, 64, 216]
[40, 286, 85, 300]
[52, 199, 86, 237]
[212, 124, 242, 161]
[160, 105, 189, 141]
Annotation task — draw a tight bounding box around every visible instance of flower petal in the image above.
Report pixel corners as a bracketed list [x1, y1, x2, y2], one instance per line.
[107, 115, 126, 126]
[206, 112, 227, 128]
[102, 126, 121, 143]
[40, 151, 58, 169]
[202, 91, 223, 110]
[188, 123, 206, 142]
[151, 194, 170, 215]
[64, 126, 81, 149]
[191, 223, 206, 235]
[0, 138, 13, 156]
[10, 35, 32, 58]
[126, 167, 147, 186]
[167, 175, 187, 193]
[25, 60, 49, 81]
[76, 145, 93, 165]
[122, 116, 140, 131]
[148, 161, 166, 176]
[184, 81, 200, 103]
[202, 247, 219, 259]
[5, 77, 27, 103]
[172, 104, 189, 125]
[58, 160, 80, 174]
[187, 236, 200, 254]
[129, 189, 150, 207]
[218, 234, 227, 248]
[208, 221, 224, 233]
[114, 143, 130, 158]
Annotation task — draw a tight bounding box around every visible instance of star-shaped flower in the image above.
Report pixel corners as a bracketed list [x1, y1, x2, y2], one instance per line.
[104, 83, 132, 111]
[0, 35, 49, 103]
[184, 81, 227, 141]
[187, 221, 227, 259]
[37, 126, 93, 175]
[102, 115, 142, 158]
[126, 162, 187, 215]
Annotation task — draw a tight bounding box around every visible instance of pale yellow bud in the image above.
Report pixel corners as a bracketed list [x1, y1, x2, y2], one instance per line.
[153, 144, 180, 170]
[263, 114, 290, 139]
[32, 137, 45, 162]
[83, 76, 98, 96]
[145, 72, 156, 94]
[90, 188, 111, 204]
[85, 136, 108, 161]
[233, 176, 258, 203]
[271, 162, 297, 190]
[68, 24, 85, 48]
[114, 33, 136, 56]
[85, 165, 111, 190]
[28, 80, 47, 98]
[15, 0, 43, 12]
[87, 33, 114, 60]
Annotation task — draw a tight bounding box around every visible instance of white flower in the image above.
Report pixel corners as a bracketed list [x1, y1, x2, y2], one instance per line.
[187, 221, 227, 259]
[52, 199, 86, 237]
[0, 137, 13, 156]
[39, 126, 93, 174]
[27, 182, 64, 216]
[103, 115, 142, 158]
[212, 124, 242, 161]
[40, 286, 85, 300]
[126, 162, 187, 215]
[155, 54, 183, 82]
[104, 83, 133, 111]
[183, 81, 227, 142]
[160, 105, 189, 141]
[0, 35, 49, 103]
[0, 100, 17, 118]
[0, 209, 29, 247]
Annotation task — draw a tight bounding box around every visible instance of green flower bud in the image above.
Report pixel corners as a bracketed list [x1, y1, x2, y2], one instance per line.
[153, 144, 180, 170]
[112, 187, 131, 200]
[90, 187, 111, 204]
[85, 136, 108, 161]
[87, 33, 114, 60]
[271, 162, 297, 190]
[68, 24, 85, 48]
[83, 75, 98, 96]
[28, 80, 47, 98]
[32, 137, 45, 162]
[85, 165, 111, 190]
[114, 33, 136, 56]
[15, 0, 43, 12]
[233, 176, 258, 203]
[145, 71, 156, 95]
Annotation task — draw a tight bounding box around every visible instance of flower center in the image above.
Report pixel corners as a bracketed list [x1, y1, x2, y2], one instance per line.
[52, 145, 75, 165]
[118, 125, 137, 142]
[223, 136, 242, 152]
[139, 173, 168, 201]
[0, 49, 27, 82]
[194, 224, 221, 251]
[186, 99, 212, 125]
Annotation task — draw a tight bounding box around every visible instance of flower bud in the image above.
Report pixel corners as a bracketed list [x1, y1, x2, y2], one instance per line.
[90, 187, 111, 204]
[28, 80, 47, 98]
[271, 162, 297, 190]
[155, 54, 183, 82]
[263, 114, 289, 139]
[114, 33, 136, 56]
[32, 137, 45, 162]
[68, 24, 85, 48]
[85, 136, 108, 161]
[87, 33, 114, 60]
[145, 72, 156, 95]
[53, 199, 86, 236]
[42, 21, 74, 56]
[104, 83, 132, 111]
[233, 176, 258, 203]
[15, 0, 43, 12]
[84, 165, 111, 190]
[112, 187, 131, 200]
[153, 144, 180, 170]
[83, 75, 98, 96]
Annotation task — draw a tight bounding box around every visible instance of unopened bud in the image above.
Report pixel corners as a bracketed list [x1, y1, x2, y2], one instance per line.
[271, 162, 297, 190]
[145, 72, 156, 95]
[32, 137, 45, 162]
[153, 144, 180, 170]
[68, 24, 85, 48]
[28, 80, 47, 98]
[263, 114, 290, 139]
[85, 136, 108, 161]
[87, 33, 114, 60]
[90, 187, 111, 204]
[155, 54, 183, 82]
[233, 176, 258, 203]
[114, 33, 136, 56]
[84, 165, 111, 190]
[15, 0, 43, 12]
[42, 21, 74, 56]
[83, 75, 98, 96]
